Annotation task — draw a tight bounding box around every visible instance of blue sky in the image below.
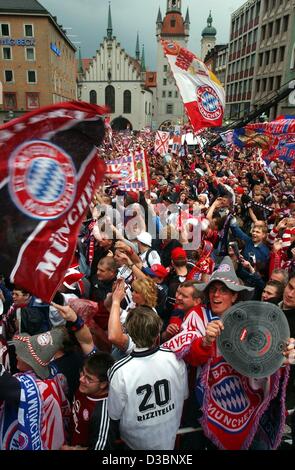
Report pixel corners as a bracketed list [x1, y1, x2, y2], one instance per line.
[41, 0, 246, 68]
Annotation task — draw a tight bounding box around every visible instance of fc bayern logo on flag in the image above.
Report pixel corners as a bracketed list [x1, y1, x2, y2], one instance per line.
[9, 140, 77, 220]
[196, 85, 222, 121]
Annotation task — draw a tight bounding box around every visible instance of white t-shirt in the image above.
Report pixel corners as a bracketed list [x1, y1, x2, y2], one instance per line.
[140, 249, 161, 268]
[108, 347, 188, 450]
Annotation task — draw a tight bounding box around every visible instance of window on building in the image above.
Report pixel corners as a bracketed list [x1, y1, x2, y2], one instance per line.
[162, 91, 166, 97]
[253, 29, 257, 43]
[25, 47, 35, 61]
[26, 92, 39, 110]
[3, 92, 16, 110]
[3, 47, 11, 60]
[145, 102, 147, 114]
[168, 91, 172, 97]
[27, 70, 37, 83]
[170, 20, 176, 27]
[1, 24, 10, 36]
[256, 80, 260, 93]
[269, 76, 274, 90]
[279, 46, 285, 61]
[163, 78, 167, 86]
[268, 22, 273, 37]
[4, 70, 13, 82]
[24, 24, 33, 37]
[276, 76, 281, 89]
[256, 0, 261, 17]
[283, 15, 289, 32]
[275, 18, 281, 35]
[265, 0, 269, 14]
[265, 50, 270, 65]
[166, 104, 173, 114]
[123, 90, 131, 113]
[261, 25, 266, 41]
[272, 48, 277, 63]
[149, 103, 151, 114]
[105, 85, 115, 112]
[262, 78, 267, 92]
[175, 91, 178, 98]
[164, 65, 168, 72]
[89, 90, 97, 104]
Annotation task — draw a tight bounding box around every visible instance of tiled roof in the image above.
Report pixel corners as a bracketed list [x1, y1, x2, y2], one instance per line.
[0, 0, 48, 14]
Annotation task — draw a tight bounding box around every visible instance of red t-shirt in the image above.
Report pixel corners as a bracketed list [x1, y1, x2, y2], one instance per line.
[71, 389, 106, 447]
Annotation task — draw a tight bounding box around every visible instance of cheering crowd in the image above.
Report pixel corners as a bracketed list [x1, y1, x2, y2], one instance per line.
[0, 126, 295, 450]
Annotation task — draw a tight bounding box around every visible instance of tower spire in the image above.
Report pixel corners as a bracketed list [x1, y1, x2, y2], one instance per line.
[185, 7, 190, 25]
[135, 32, 140, 60]
[156, 7, 162, 23]
[107, 1, 113, 39]
[78, 46, 84, 75]
[141, 44, 146, 72]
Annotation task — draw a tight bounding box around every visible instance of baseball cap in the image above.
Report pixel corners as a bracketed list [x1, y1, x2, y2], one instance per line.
[171, 247, 187, 261]
[142, 264, 169, 279]
[136, 231, 152, 247]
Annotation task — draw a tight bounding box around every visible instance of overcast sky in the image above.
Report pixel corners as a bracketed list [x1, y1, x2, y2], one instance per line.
[41, 0, 246, 68]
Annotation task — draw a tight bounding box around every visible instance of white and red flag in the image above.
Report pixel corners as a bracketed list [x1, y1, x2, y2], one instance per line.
[162, 40, 225, 132]
[0, 101, 106, 302]
[155, 130, 170, 155]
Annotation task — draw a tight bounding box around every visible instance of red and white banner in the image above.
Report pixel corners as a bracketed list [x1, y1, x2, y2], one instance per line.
[155, 130, 170, 155]
[0, 101, 106, 302]
[105, 150, 150, 191]
[162, 40, 225, 132]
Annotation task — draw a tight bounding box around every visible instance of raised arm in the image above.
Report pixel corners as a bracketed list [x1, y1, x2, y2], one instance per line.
[107, 280, 129, 351]
[51, 302, 95, 356]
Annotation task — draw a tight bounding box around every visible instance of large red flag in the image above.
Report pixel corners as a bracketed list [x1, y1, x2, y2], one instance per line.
[0, 101, 106, 302]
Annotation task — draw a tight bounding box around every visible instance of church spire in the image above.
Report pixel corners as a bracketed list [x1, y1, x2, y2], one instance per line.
[156, 7, 162, 24]
[135, 32, 140, 60]
[78, 46, 84, 75]
[141, 45, 146, 72]
[107, 1, 113, 39]
[184, 7, 190, 25]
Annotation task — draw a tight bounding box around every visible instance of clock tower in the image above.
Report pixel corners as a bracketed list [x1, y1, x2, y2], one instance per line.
[155, 0, 190, 129]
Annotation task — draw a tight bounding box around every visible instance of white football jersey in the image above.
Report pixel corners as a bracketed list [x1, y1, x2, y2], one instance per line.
[108, 347, 188, 450]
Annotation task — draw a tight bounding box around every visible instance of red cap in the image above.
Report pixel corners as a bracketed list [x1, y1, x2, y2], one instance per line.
[151, 264, 169, 278]
[235, 186, 245, 195]
[143, 264, 169, 278]
[171, 247, 187, 261]
[126, 191, 138, 202]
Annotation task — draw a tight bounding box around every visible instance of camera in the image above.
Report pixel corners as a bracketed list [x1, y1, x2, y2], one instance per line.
[248, 253, 256, 266]
[228, 241, 241, 260]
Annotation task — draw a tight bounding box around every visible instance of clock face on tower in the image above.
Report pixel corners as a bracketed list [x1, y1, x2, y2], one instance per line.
[169, 0, 180, 10]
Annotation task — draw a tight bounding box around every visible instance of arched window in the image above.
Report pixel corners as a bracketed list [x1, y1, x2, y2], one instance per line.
[105, 85, 115, 113]
[89, 90, 97, 104]
[123, 90, 131, 114]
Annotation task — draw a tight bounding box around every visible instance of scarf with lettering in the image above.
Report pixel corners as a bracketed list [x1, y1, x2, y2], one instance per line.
[196, 357, 289, 450]
[85, 219, 97, 265]
[0, 371, 70, 450]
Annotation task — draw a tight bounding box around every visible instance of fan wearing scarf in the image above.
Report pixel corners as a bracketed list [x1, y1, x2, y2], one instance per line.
[0, 328, 70, 450]
[165, 257, 294, 450]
